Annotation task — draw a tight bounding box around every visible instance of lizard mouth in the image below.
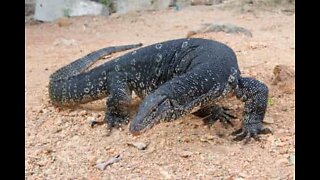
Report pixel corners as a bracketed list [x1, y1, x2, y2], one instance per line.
[129, 94, 172, 135]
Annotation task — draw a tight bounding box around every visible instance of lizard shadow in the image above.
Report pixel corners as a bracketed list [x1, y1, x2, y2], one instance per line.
[76, 97, 142, 117]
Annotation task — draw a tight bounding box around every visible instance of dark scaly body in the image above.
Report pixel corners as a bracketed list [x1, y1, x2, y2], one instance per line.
[49, 38, 271, 141]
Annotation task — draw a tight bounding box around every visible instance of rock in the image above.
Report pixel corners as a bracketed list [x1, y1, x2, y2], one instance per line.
[263, 117, 274, 124]
[65, 0, 109, 17]
[179, 150, 193, 158]
[116, 0, 151, 14]
[34, 0, 65, 21]
[34, 0, 109, 22]
[115, 0, 171, 14]
[271, 65, 294, 85]
[273, 65, 295, 81]
[272, 65, 295, 94]
[127, 142, 148, 150]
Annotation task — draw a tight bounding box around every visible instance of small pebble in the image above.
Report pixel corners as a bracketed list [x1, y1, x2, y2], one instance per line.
[78, 110, 87, 116]
[179, 150, 193, 158]
[263, 117, 274, 124]
[127, 142, 148, 150]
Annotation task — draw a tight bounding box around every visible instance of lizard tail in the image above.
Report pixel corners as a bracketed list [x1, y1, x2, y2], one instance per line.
[48, 43, 142, 106]
[49, 43, 143, 82]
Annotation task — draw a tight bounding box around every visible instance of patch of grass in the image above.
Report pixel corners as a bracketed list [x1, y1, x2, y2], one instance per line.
[268, 98, 274, 106]
[99, 0, 112, 7]
[99, 0, 117, 13]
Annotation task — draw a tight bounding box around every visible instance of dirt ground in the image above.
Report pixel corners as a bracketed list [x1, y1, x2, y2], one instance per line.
[25, 5, 295, 179]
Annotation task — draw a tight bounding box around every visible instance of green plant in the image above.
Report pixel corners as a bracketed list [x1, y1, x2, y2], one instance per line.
[99, 0, 112, 7]
[63, 8, 71, 17]
[268, 98, 274, 106]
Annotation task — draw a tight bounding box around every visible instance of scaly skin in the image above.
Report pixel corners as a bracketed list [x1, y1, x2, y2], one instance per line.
[49, 38, 271, 141]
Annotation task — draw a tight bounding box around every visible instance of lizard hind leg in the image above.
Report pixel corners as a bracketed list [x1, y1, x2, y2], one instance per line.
[233, 77, 272, 142]
[192, 105, 236, 128]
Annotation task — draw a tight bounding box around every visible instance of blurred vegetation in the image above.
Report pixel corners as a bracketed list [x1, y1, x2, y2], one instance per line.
[99, 0, 118, 13]
[221, 0, 294, 13]
[99, 0, 112, 7]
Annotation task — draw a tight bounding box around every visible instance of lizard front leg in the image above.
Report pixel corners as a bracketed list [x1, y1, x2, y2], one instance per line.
[104, 74, 132, 134]
[233, 77, 272, 142]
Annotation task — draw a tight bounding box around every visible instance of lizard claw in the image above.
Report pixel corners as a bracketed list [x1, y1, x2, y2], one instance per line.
[90, 120, 104, 128]
[232, 126, 272, 142]
[104, 114, 130, 135]
[202, 107, 236, 128]
[219, 109, 236, 128]
[105, 125, 113, 136]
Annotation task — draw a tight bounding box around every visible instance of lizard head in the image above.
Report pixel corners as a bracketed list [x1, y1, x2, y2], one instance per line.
[129, 93, 173, 135]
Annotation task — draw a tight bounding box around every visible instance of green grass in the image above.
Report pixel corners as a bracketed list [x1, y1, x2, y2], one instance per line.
[99, 0, 112, 7]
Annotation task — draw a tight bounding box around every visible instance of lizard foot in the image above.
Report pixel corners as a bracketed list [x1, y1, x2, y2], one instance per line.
[196, 106, 236, 128]
[105, 114, 130, 136]
[232, 123, 272, 143]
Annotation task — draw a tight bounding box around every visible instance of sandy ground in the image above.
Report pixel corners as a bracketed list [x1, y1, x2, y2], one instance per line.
[25, 5, 295, 179]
